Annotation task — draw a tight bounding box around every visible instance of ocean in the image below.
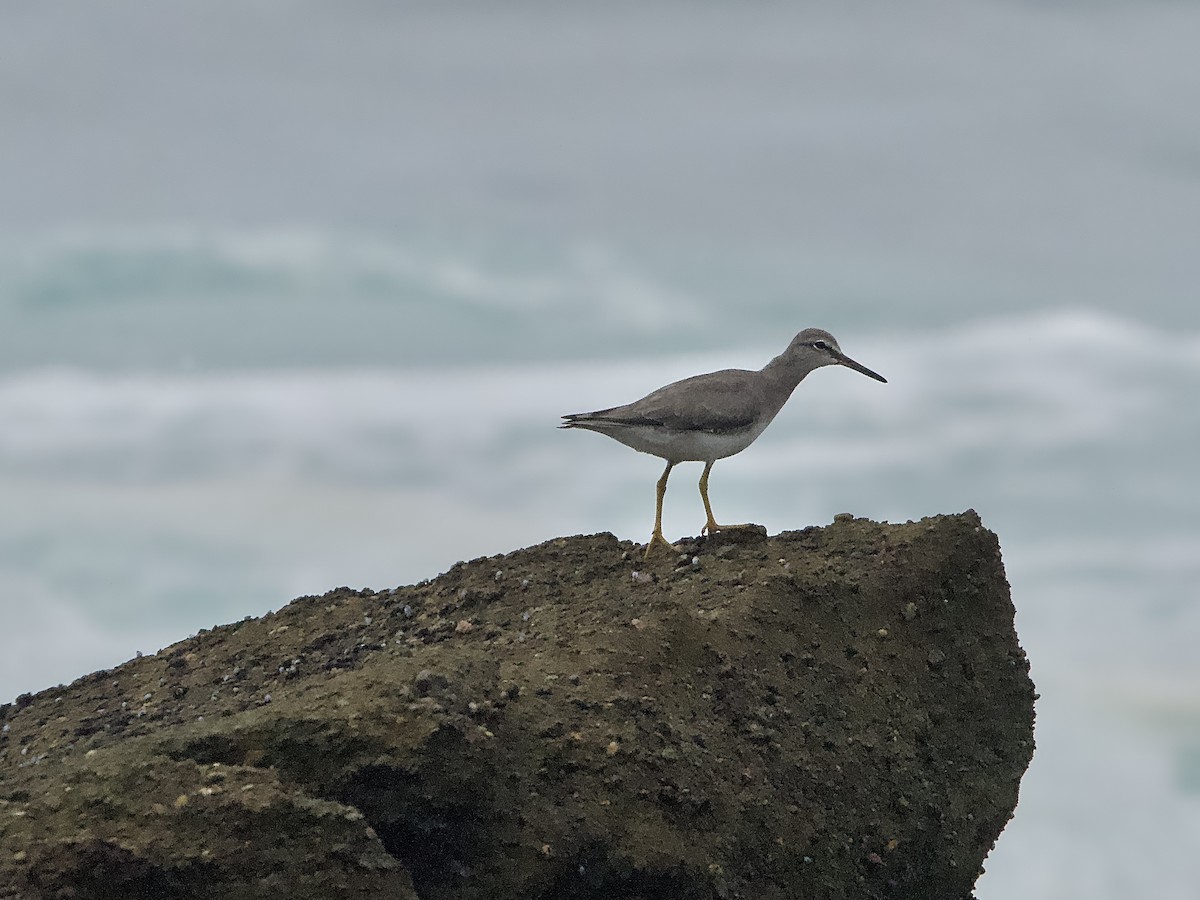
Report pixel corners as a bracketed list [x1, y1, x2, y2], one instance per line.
[2, 2, 1199, 896]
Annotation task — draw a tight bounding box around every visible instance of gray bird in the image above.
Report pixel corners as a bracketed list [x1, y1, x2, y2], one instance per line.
[561, 328, 886, 556]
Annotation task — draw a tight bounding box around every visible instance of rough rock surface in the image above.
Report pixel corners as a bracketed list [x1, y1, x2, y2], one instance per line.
[0, 512, 1034, 899]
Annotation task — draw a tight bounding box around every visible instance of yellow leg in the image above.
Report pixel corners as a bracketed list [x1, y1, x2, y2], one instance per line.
[645, 461, 677, 558]
[699, 460, 757, 535]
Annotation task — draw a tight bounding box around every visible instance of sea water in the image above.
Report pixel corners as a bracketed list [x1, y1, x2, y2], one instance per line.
[3, 1, 1200, 897]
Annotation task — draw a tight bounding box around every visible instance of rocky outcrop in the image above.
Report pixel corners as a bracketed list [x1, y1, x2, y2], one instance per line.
[0, 512, 1034, 899]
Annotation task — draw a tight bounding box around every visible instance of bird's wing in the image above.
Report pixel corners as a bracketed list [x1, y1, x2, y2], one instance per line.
[573, 369, 762, 433]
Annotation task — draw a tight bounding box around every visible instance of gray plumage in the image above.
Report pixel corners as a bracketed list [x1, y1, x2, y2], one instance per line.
[560, 327, 886, 554]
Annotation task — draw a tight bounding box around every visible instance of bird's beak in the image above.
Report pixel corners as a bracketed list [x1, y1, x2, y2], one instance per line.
[835, 351, 887, 383]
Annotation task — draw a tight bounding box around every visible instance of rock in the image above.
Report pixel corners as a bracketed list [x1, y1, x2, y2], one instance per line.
[0, 512, 1034, 899]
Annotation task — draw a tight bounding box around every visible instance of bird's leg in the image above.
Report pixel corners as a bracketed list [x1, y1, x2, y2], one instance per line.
[645, 461, 677, 558]
[699, 460, 757, 534]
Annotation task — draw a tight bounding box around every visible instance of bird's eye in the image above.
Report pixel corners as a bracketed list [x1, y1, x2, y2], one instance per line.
[811, 341, 828, 350]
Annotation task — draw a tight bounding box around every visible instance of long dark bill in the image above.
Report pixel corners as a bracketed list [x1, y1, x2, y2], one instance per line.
[835, 352, 887, 383]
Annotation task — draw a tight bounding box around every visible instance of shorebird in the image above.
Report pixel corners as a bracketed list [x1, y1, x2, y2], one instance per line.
[560, 328, 886, 556]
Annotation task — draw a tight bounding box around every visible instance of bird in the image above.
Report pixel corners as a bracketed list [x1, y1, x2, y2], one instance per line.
[560, 328, 886, 557]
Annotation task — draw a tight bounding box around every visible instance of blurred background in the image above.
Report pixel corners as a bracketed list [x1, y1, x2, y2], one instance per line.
[2, 1, 1198, 895]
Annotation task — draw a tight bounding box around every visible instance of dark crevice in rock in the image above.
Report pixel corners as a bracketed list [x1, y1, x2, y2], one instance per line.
[337, 761, 492, 897]
[27, 839, 217, 900]
[540, 842, 710, 900]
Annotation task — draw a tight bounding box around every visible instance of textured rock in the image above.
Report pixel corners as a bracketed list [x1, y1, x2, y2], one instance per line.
[0, 512, 1035, 899]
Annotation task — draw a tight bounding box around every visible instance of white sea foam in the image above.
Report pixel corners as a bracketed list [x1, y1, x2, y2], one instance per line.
[3, 229, 703, 320]
[2, 307, 1194, 477]
[0, 229, 714, 375]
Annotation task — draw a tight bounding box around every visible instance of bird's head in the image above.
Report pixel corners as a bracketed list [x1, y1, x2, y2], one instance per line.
[784, 328, 887, 382]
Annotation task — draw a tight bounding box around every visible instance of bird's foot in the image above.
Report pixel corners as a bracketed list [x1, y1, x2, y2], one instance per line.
[644, 531, 679, 559]
[702, 520, 765, 536]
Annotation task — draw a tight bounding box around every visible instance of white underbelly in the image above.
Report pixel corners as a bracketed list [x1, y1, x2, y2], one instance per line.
[609, 423, 767, 463]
